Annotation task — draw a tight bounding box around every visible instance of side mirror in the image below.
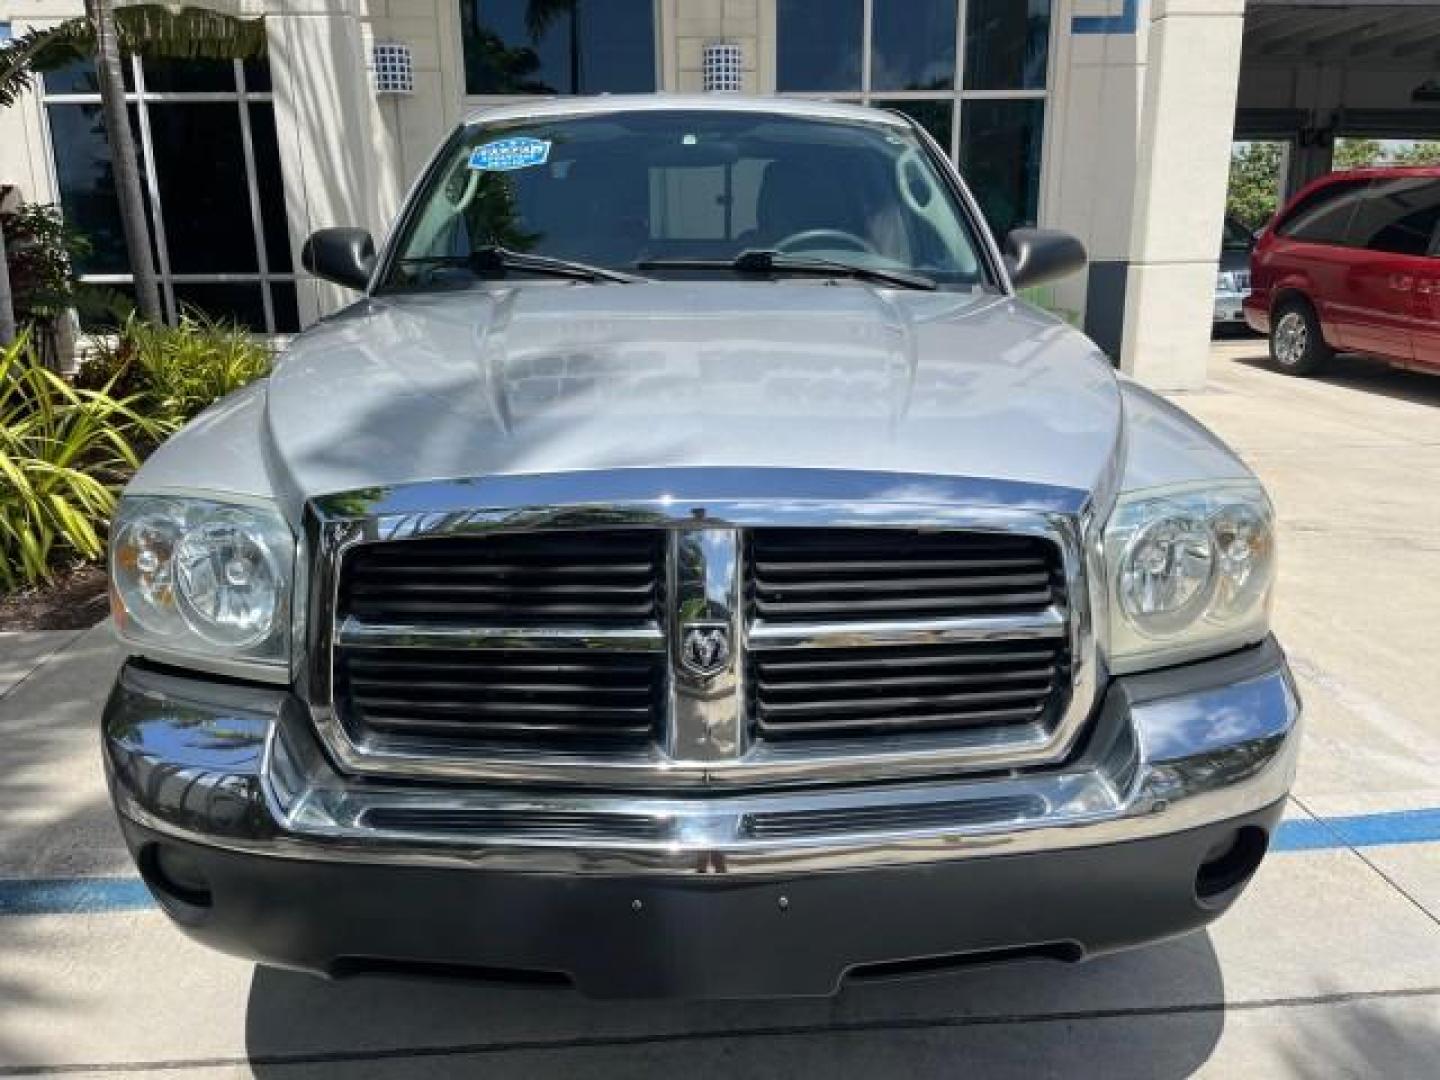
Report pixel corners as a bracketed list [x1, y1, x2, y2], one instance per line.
[301, 227, 376, 291]
[1003, 228, 1087, 290]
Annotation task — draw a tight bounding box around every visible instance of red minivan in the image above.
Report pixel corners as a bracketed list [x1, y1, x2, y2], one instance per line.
[1243, 167, 1440, 375]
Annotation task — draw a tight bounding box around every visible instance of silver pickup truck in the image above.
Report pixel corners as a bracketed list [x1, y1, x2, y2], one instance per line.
[103, 96, 1300, 999]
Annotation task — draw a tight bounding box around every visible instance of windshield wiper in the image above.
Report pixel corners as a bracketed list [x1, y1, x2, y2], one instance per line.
[636, 249, 936, 291]
[399, 245, 644, 284]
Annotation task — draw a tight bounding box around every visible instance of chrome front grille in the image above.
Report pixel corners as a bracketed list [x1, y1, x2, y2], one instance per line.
[750, 639, 1066, 741]
[309, 484, 1097, 789]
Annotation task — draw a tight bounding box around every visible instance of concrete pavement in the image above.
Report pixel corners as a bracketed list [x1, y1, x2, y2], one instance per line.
[1, 340, 1438, 1077]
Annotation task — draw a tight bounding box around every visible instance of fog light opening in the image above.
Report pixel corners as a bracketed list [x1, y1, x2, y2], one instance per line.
[139, 843, 214, 915]
[1195, 825, 1268, 906]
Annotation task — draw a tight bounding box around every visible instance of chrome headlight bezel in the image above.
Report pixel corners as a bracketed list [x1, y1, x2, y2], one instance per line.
[1103, 481, 1275, 675]
[110, 495, 297, 681]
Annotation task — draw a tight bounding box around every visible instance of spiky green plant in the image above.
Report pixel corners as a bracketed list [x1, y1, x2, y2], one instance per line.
[0, 333, 160, 587]
[115, 310, 271, 425]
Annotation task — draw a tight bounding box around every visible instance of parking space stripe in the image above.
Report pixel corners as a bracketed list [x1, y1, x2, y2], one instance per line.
[2, 807, 1438, 917]
[1272, 807, 1440, 852]
[0, 877, 153, 916]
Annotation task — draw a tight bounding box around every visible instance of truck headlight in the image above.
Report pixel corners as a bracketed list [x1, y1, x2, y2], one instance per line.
[111, 496, 295, 675]
[1104, 482, 1275, 674]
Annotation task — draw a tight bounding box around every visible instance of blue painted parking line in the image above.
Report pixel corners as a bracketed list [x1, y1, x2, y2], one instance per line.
[0, 876, 153, 916]
[1272, 807, 1440, 853]
[2, 807, 1438, 917]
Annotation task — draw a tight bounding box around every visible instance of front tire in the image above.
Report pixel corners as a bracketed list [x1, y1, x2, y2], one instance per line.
[1269, 298, 1329, 376]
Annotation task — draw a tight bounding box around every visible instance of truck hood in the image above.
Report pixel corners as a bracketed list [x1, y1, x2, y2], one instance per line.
[259, 282, 1122, 508]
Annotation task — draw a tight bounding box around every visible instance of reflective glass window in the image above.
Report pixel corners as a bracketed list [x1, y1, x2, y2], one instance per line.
[43, 56, 135, 94]
[1348, 178, 1440, 256]
[776, 0, 863, 91]
[871, 0, 956, 92]
[141, 57, 234, 92]
[44, 103, 150, 275]
[249, 105, 293, 272]
[965, 0, 1051, 91]
[1276, 179, 1368, 245]
[147, 103, 257, 273]
[961, 98, 1045, 236]
[460, 0, 656, 95]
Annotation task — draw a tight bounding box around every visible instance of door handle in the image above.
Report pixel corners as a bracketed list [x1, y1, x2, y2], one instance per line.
[1391, 275, 1414, 292]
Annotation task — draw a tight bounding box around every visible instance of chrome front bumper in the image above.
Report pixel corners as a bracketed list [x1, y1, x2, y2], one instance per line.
[104, 638, 1300, 878]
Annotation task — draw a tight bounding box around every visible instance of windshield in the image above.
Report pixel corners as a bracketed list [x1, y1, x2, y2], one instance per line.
[384, 109, 990, 291]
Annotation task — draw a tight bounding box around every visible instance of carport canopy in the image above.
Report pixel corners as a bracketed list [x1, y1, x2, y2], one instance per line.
[1238, 1, 1440, 191]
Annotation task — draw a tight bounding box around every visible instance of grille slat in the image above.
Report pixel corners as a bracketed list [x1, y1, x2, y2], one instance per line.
[362, 807, 671, 839]
[349, 580, 656, 597]
[760, 684, 1055, 718]
[361, 716, 657, 739]
[756, 647, 1057, 673]
[349, 678, 654, 697]
[751, 571, 1053, 594]
[351, 696, 656, 718]
[759, 706, 1046, 738]
[753, 591, 1054, 617]
[757, 666, 1056, 693]
[341, 599, 657, 620]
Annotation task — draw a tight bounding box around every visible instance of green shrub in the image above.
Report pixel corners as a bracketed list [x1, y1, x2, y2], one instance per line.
[79, 310, 272, 425]
[0, 334, 159, 588]
[0, 202, 89, 324]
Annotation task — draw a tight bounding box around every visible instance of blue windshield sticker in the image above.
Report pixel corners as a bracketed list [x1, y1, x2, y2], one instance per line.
[468, 137, 551, 172]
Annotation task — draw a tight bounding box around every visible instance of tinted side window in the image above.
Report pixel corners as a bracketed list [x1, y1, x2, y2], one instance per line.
[1276, 179, 1368, 245]
[1348, 178, 1440, 256]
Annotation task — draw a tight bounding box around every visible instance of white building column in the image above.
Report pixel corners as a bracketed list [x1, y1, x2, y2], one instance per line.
[1119, 0, 1246, 388]
[265, 1, 385, 323]
[266, 0, 466, 323]
[1042, 0, 1151, 354]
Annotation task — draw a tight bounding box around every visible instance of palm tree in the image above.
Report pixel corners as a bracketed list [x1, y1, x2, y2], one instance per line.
[86, 0, 161, 322]
[0, 5, 267, 331]
[0, 222, 14, 346]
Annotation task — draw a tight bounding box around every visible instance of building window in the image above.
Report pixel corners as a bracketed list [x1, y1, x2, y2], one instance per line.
[459, 0, 657, 96]
[41, 56, 298, 333]
[777, 0, 1052, 237]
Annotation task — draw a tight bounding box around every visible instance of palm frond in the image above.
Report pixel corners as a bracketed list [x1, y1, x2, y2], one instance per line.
[0, 5, 266, 108]
[113, 4, 268, 63]
[0, 21, 92, 108]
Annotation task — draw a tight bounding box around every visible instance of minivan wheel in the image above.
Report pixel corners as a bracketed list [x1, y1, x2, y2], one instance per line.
[1269, 299, 1329, 375]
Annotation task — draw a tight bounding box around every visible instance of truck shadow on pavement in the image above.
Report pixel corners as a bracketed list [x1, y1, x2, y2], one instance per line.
[1230, 352, 1440, 409]
[244, 932, 1228, 1078]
